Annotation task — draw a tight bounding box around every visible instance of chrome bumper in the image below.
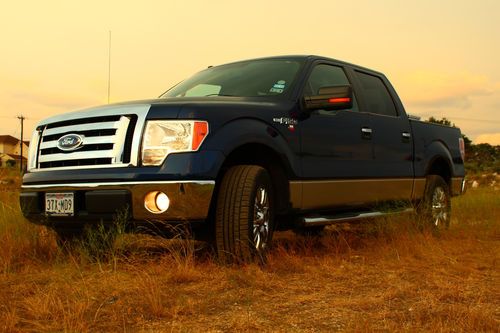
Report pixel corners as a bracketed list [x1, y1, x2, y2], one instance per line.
[21, 180, 215, 221]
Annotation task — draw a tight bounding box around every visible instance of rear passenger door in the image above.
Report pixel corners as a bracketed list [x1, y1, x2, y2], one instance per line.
[351, 70, 414, 200]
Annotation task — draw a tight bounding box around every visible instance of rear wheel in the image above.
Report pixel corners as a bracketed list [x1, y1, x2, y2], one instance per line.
[215, 165, 274, 263]
[418, 175, 451, 229]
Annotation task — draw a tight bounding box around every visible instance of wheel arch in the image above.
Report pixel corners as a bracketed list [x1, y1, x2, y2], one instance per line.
[424, 141, 454, 185]
[217, 142, 292, 215]
[203, 118, 299, 216]
[426, 156, 452, 184]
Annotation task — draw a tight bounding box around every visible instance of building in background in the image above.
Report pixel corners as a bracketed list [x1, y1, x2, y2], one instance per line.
[0, 135, 29, 168]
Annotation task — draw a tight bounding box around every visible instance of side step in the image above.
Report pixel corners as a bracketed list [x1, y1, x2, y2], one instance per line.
[302, 208, 414, 226]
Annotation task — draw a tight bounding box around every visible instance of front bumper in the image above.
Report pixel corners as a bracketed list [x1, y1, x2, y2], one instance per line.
[20, 180, 215, 225]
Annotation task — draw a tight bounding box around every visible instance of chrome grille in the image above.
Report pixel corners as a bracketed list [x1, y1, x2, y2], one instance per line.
[36, 115, 133, 169]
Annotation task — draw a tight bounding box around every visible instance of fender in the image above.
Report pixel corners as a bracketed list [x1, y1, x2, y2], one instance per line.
[420, 140, 454, 177]
[202, 117, 301, 177]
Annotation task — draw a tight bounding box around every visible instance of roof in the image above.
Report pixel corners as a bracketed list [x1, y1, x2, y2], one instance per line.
[0, 135, 20, 145]
[212, 55, 383, 76]
[0, 153, 27, 161]
[0, 135, 29, 146]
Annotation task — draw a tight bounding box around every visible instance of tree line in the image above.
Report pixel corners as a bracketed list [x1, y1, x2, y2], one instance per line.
[427, 117, 499, 174]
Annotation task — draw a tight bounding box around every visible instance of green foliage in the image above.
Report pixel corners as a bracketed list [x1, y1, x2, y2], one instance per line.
[427, 116, 455, 127]
[74, 206, 130, 262]
[427, 116, 499, 174]
[462, 133, 472, 149]
[465, 143, 500, 174]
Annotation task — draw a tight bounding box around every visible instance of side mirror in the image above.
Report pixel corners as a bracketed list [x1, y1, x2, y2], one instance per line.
[304, 85, 353, 111]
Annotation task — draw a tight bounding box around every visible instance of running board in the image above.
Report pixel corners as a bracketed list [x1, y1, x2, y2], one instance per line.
[302, 208, 414, 226]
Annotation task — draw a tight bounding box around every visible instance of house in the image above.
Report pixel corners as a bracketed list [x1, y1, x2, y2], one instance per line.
[0, 135, 29, 168]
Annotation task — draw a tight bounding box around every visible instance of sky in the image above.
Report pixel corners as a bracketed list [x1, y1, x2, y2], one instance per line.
[1, 0, 499, 144]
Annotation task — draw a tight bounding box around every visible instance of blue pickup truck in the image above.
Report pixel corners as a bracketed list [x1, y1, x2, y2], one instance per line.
[20, 55, 466, 262]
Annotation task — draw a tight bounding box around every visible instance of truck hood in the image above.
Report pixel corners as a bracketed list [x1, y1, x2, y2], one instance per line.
[37, 96, 293, 126]
[146, 96, 295, 121]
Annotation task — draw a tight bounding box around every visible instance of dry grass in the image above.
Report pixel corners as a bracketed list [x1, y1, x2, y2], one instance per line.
[0, 169, 498, 332]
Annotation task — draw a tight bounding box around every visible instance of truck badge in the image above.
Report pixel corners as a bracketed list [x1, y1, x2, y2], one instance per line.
[273, 117, 298, 131]
[57, 134, 84, 151]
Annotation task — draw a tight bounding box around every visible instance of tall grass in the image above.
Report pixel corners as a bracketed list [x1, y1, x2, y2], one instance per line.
[0, 175, 498, 332]
[0, 190, 56, 274]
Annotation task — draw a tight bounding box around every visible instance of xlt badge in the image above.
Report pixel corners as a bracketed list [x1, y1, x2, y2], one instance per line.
[273, 117, 298, 131]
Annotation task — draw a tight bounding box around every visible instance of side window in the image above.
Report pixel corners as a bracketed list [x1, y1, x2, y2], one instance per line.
[355, 71, 398, 117]
[305, 64, 358, 112]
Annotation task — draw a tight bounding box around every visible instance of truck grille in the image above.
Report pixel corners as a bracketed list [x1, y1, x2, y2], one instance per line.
[35, 115, 136, 170]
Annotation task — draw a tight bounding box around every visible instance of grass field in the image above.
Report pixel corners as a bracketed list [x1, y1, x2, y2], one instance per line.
[0, 169, 499, 332]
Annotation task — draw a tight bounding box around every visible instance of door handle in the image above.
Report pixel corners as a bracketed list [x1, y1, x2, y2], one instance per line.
[402, 132, 411, 142]
[361, 127, 372, 140]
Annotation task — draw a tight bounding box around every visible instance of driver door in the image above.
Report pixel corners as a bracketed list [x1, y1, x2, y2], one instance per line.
[298, 63, 376, 210]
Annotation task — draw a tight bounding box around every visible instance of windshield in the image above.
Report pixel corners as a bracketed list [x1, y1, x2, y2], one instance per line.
[160, 59, 303, 99]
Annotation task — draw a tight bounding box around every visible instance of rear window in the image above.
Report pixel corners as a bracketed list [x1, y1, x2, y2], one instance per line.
[355, 71, 398, 117]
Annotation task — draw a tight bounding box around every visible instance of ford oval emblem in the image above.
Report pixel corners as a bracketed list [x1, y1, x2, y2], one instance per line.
[57, 134, 84, 151]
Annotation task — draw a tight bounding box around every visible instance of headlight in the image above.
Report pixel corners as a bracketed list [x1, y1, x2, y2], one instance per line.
[141, 120, 209, 166]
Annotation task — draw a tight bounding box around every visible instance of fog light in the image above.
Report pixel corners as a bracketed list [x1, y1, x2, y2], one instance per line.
[144, 191, 170, 214]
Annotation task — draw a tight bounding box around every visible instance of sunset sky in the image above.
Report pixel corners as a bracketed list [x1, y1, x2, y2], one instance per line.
[1, 0, 499, 144]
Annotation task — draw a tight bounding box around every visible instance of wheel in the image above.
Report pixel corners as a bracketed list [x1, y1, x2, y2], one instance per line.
[215, 165, 274, 263]
[418, 175, 451, 229]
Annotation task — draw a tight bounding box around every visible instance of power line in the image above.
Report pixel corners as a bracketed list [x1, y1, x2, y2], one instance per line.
[445, 116, 500, 124]
[0, 115, 41, 120]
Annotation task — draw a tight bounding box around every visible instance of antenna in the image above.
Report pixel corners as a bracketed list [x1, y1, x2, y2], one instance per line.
[108, 30, 111, 104]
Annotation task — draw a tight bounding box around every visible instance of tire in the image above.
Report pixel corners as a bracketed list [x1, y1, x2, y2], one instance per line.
[418, 175, 451, 230]
[215, 165, 274, 263]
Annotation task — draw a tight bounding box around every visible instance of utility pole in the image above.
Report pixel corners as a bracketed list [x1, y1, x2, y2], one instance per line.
[18, 115, 25, 172]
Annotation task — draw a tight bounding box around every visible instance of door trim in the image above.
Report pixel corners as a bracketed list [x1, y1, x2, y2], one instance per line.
[290, 178, 418, 210]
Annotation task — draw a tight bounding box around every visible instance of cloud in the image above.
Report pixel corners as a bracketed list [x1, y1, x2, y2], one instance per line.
[475, 133, 500, 146]
[0, 75, 105, 139]
[399, 71, 496, 109]
[11, 91, 100, 110]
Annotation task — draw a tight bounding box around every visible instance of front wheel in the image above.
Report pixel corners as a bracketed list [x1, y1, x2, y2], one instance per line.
[418, 175, 451, 230]
[214, 165, 274, 263]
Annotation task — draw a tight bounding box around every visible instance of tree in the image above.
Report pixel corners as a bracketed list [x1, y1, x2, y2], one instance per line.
[427, 117, 472, 149]
[462, 133, 472, 150]
[427, 116, 455, 127]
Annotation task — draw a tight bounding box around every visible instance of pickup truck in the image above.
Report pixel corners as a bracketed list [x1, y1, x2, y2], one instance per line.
[20, 55, 466, 262]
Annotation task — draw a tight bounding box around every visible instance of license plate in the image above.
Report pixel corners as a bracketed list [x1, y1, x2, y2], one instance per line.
[45, 193, 74, 216]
